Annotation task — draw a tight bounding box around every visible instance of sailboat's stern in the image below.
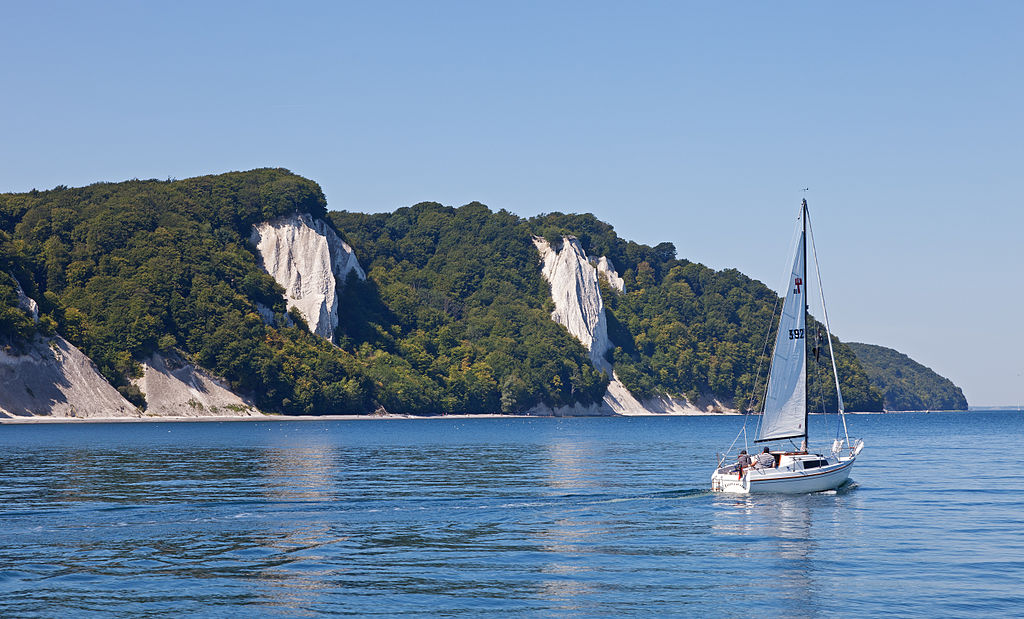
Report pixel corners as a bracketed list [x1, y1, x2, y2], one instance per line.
[710, 467, 750, 493]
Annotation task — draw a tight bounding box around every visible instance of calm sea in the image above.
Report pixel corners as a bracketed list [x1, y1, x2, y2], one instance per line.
[1, 412, 1021, 617]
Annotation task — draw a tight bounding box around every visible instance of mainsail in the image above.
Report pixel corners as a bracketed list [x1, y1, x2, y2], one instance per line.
[757, 210, 807, 442]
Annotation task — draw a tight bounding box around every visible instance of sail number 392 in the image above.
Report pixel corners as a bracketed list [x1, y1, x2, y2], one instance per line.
[788, 328, 805, 340]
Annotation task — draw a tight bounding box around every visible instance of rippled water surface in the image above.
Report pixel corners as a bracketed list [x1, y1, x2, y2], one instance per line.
[1, 412, 1022, 617]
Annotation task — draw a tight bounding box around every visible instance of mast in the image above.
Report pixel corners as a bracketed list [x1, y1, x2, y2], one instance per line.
[801, 198, 809, 448]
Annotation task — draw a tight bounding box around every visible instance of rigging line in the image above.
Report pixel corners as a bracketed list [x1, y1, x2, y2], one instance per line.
[813, 329, 828, 420]
[720, 421, 747, 465]
[805, 206, 850, 445]
[747, 293, 781, 415]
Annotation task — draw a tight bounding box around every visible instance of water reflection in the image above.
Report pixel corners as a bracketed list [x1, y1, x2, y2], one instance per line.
[544, 440, 594, 490]
[252, 522, 341, 616]
[254, 441, 346, 615]
[261, 443, 337, 501]
[711, 493, 844, 615]
[532, 438, 609, 611]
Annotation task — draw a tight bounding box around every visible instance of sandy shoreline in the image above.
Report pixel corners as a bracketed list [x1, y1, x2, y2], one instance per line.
[0, 410, 943, 424]
[0, 411, 743, 424]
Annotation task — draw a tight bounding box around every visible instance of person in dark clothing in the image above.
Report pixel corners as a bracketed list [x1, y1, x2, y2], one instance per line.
[735, 449, 752, 478]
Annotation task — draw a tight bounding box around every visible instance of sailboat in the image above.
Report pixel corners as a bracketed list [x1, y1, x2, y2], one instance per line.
[711, 199, 864, 494]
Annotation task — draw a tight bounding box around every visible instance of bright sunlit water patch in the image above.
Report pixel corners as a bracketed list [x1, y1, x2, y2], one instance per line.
[1, 412, 1021, 617]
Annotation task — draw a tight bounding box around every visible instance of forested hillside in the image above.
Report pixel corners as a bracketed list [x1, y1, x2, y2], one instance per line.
[328, 203, 607, 414]
[0, 170, 373, 414]
[0, 172, 606, 415]
[527, 213, 882, 412]
[2, 169, 965, 416]
[847, 342, 968, 411]
[332, 205, 882, 412]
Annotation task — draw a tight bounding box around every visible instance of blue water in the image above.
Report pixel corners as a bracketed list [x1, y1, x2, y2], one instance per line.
[1, 412, 1022, 617]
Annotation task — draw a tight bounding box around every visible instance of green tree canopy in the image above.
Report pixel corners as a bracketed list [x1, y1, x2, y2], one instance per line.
[847, 342, 968, 411]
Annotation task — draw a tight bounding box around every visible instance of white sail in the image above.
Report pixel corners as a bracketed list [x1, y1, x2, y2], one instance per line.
[758, 219, 807, 442]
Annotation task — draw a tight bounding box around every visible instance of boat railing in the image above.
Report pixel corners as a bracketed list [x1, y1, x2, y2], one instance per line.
[830, 438, 865, 458]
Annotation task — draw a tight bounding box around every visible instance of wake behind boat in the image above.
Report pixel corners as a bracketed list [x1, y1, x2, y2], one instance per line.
[711, 199, 864, 494]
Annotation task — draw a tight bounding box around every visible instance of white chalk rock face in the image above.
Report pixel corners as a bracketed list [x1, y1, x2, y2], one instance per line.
[0, 336, 136, 418]
[603, 374, 651, 415]
[133, 351, 262, 417]
[594, 256, 625, 293]
[534, 237, 612, 370]
[534, 236, 654, 415]
[13, 278, 39, 324]
[254, 302, 295, 328]
[251, 213, 365, 341]
[639, 394, 729, 414]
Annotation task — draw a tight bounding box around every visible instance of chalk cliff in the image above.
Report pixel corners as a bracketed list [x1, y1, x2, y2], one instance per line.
[2, 279, 259, 420]
[534, 236, 664, 415]
[1, 279, 136, 419]
[251, 213, 365, 340]
[132, 351, 262, 417]
[594, 256, 625, 293]
[535, 237, 612, 369]
[0, 336, 137, 418]
[14, 278, 39, 324]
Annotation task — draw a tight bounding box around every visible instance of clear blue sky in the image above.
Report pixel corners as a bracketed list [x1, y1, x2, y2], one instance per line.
[3, 1, 1022, 406]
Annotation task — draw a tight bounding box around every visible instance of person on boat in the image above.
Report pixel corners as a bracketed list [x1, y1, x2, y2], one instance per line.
[754, 446, 775, 469]
[732, 450, 753, 479]
[736, 450, 752, 471]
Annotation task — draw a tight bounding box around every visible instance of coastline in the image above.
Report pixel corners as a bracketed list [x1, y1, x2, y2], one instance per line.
[0, 411, 741, 424]
[0, 409, 979, 424]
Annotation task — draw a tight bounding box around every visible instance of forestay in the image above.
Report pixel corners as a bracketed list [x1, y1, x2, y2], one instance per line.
[758, 215, 807, 442]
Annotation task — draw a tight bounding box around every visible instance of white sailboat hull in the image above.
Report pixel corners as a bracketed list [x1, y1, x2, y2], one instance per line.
[711, 455, 856, 494]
